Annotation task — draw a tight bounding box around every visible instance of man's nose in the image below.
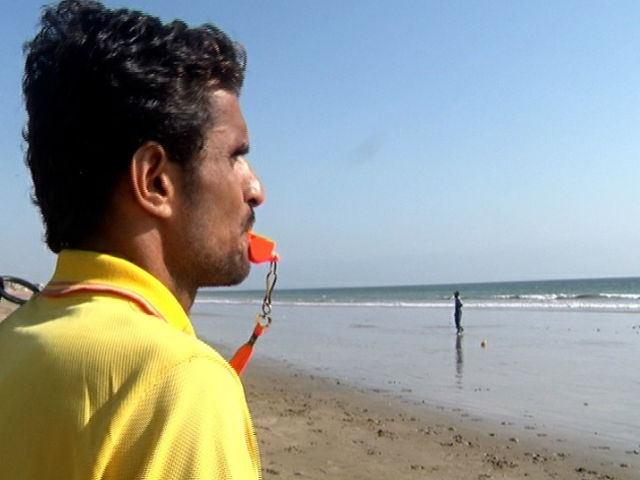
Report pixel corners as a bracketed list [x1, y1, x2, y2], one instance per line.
[239, 157, 265, 207]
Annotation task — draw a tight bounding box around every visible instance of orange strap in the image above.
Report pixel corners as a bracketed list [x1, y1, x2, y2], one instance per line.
[42, 282, 167, 321]
[228, 323, 266, 375]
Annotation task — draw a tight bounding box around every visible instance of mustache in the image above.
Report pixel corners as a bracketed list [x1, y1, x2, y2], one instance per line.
[244, 208, 256, 232]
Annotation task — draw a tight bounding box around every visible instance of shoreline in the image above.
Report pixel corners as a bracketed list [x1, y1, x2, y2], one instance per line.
[242, 356, 639, 479]
[191, 302, 640, 467]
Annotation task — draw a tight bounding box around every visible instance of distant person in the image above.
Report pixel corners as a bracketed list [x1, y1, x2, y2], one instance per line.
[454, 290, 464, 335]
[0, 1, 264, 478]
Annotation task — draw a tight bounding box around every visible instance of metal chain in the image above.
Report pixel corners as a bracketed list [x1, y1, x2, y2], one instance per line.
[256, 260, 278, 327]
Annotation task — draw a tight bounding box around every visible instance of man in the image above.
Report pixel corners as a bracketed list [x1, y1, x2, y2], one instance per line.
[453, 291, 463, 335]
[0, 1, 264, 478]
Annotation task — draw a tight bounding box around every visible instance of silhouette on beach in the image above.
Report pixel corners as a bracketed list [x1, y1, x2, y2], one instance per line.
[453, 291, 463, 335]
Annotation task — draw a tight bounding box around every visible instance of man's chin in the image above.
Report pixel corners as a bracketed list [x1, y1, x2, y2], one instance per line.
[216, 259, 251, 287]
[220, 269, 251, 287]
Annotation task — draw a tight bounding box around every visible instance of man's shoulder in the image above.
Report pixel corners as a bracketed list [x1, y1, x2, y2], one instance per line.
[80, 296, 226, 368]
[3, 294, 227, 376]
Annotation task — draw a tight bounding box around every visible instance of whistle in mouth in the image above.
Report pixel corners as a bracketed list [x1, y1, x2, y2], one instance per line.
[248, 232, 279, 264]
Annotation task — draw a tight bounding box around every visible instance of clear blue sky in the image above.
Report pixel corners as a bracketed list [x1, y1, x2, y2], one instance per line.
[1, 1, 640, 290]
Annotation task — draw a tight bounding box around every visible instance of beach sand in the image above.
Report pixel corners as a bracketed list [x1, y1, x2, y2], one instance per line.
[243, 358, 638, 480]
[1, 302, 638, 479]
[0, 301, 17, 322]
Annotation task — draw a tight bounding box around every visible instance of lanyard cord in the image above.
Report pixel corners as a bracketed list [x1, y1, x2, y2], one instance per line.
[229, 259, 278, 375]
[257, 260, 278, 328]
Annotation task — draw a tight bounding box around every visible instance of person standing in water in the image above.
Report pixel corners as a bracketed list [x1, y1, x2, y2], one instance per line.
[454, 291, 464, 335]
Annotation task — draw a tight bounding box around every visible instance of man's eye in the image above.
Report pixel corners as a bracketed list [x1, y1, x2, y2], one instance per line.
[231, 145, 250, 164]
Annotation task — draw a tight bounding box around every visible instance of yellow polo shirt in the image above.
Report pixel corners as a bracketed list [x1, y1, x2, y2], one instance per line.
[0, 250, 261, 479]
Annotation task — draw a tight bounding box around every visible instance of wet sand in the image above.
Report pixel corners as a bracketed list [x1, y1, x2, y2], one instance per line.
[243, 357, 638, 480]
[192, 302, 640, 466]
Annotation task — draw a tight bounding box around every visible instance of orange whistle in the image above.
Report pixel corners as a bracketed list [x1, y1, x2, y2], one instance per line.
[248, 232, 279, 264]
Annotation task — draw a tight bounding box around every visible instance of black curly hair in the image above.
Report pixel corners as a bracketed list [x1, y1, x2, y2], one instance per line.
[23, 0, 246, 253]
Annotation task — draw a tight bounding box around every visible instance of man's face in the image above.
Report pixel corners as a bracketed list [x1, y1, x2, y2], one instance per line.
[172, 89, 265, 289]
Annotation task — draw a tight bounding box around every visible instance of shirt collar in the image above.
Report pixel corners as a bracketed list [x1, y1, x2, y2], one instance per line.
[45, 250, 195, 336]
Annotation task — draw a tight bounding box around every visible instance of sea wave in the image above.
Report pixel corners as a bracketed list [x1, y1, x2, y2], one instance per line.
[194, 297, 640, 312]
[492, 292, 640, 301]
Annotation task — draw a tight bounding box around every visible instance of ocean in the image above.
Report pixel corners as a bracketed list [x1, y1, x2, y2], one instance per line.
[190, 276, 640, 462]
[195, 276, 640, 311]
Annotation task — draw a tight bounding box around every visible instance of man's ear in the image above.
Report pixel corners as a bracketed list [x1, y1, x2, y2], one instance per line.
[129, 141, 176, 218]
